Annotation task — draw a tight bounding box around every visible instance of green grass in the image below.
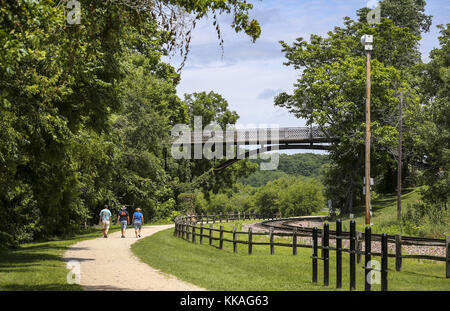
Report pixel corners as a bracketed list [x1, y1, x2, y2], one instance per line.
[132, 223, 450, 291]
[0, 220, 171, 291]
[326, 188, 450, 238]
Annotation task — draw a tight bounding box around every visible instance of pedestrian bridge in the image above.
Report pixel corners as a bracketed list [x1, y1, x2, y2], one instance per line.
[171, 126, 337, 170]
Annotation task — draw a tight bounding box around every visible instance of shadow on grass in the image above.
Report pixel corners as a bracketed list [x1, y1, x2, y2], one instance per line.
[0, 252, 61, 265]
[0, 283, 81, 291]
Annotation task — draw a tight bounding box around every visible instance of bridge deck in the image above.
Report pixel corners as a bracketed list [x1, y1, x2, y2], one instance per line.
[173, 126, 336, 145]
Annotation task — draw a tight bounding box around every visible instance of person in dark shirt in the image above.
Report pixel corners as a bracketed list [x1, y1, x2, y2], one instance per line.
[117, 206, 130, 238]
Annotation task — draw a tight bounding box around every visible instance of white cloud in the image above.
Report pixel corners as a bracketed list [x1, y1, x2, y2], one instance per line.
[165, 0, 447, 135]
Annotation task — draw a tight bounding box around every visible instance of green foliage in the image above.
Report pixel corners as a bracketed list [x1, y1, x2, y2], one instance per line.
[412, 24, 450, 204]
[279, 178, 325, 217]
[239, 170, 288, 187]
[0, 0, 261, 247]
[357, 0, 432, 36]
[274, 6, 429, 213]
[199, 175, 325, 217]
[402, 202, 450, 236]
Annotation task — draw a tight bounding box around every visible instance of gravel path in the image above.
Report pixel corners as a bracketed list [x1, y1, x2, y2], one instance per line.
[62, 224, 205, 291]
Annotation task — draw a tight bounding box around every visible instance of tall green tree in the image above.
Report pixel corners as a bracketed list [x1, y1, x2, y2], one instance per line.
[0, 0, 261, 246]
[274, 12, 423, 213]
[413, 24, 450, 204]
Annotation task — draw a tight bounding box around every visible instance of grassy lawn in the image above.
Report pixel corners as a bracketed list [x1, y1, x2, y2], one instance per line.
[132, 222, 450, 291]
[0, 226, 120, 291]
[0, 220, 170, 291]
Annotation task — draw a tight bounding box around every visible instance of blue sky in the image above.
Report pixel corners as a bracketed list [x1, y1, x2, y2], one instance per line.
[164, 0, 449, 135]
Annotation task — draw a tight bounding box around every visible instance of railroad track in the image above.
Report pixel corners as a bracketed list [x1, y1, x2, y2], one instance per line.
[260, 217, 446, 247]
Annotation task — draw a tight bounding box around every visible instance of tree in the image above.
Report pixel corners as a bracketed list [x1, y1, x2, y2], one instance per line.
[413, 24, 450, 204]
[0, 0, 261, 246]
[274, 15, 425, 213]
[357, 0, 432, 36]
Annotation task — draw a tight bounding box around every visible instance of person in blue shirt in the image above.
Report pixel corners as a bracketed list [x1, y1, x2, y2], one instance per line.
[132, 208, 144, 238]
[99, 205, 112, 238]
[117, 206, 130, 238]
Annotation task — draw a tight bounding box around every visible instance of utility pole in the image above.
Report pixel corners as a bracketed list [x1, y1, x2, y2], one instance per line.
[361, 34, 373, 226]
[397, 91, 403, 221]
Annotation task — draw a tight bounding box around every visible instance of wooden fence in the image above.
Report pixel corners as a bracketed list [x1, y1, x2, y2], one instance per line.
[174, 213, 450, 290]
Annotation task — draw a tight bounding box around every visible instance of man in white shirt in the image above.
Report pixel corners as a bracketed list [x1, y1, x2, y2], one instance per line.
[99, 205, 112, 238]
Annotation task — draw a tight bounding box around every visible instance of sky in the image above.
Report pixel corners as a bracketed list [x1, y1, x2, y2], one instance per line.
[163, 0, 449, 153]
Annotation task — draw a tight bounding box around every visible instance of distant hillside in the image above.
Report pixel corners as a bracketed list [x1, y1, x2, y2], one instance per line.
[239, 153, 330, 187]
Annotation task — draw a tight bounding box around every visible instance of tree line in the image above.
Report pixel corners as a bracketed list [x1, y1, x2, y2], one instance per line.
[0, 0, 260, 247]
[1, 0, 448, 247]
[274, 0, 449, 215]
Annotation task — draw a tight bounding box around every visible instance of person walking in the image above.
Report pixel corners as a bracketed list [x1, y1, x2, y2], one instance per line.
[99, 205, 112, 238]
[132, 208, 144, 238]
[117, 206, 130, 238]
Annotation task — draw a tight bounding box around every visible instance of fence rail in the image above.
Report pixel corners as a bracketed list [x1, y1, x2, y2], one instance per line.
[174, 212, 450, 288]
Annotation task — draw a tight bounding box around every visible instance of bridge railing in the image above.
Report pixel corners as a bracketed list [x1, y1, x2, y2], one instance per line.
[172, 126, 333, 144]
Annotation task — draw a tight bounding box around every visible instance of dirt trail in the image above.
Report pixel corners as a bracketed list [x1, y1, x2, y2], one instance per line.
[63, 224, 205, 291]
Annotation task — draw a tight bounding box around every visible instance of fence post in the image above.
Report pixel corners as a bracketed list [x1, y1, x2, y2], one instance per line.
[174, 223, 177, 237]
[199, 223, 203, 244]
[395, 234, 402, 271]
[323, 222, 329, 287]
[349, 220, 356, 290]
[356, 231, 362, 264]
[381, 233, 388, 291]
[192, 225, 196, 243]
[293, 228, 298, 256]
[248, 227, 253, 255]
[312, 227, 318, 283]
[213, 214, 215, 224]
[336, 219, 342, 289]
[186, 223, 190, 241]
[209, 224, 213, 246]
[206, 214, 209, 224]
[243, 212, 246, 220]
[219, 213, 222, 223]
[364, 226, 372, 291]
[233, 226, 237, 253]
[446, 236, 450, 278]
[219, 225, 224, 249]
[269, 227, 274, 255]
[238, 211, 241, 221]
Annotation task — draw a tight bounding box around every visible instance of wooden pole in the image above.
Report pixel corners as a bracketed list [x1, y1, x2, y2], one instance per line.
[397, 91, 403, 221]
[395, 234, 402, 271]
[365, 50, 372, 225]
[233, 226, 237, 253]
[219, 225, 224, 249]
[248, 227, 253, 255]
[293, 228, 298, 256]
[209, 224, 213, 245]
[269, 227, 274, 255]
[199, 223, 203, 244]
[446, 236, 450, 278]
